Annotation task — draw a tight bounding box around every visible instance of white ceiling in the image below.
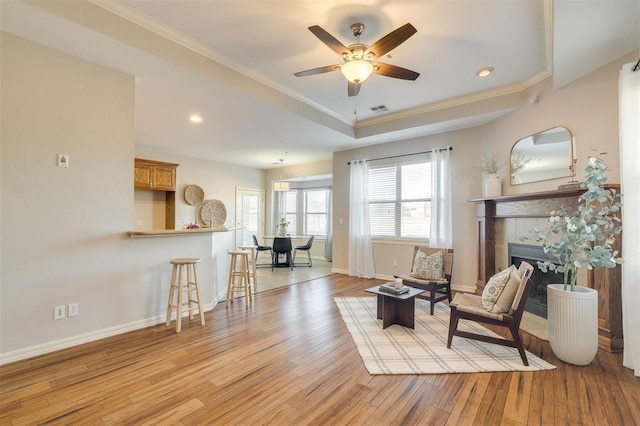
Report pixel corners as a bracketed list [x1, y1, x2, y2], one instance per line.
[1, 0, 638, 169]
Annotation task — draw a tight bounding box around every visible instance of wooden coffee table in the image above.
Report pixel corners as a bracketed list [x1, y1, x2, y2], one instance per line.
[365, 286, 424, 329]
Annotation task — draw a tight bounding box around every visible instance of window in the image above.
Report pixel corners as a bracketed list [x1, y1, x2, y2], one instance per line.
[368, 158, 434, 239]
[304, 189, 328, 235]
[275, 188, 331, 236]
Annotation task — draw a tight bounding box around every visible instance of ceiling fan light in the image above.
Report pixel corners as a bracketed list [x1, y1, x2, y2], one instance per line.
[341, 60, 373, 83]
[273, 181, 290, 191]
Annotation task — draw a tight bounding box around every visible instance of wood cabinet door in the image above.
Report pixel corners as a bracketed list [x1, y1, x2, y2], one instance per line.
[134, 163, 154, 189]
[153, 166, 176, 191]
[134, 159, 177, 190]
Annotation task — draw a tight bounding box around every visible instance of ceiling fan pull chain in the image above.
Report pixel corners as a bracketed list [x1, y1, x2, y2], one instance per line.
[354, 95, 359, 122]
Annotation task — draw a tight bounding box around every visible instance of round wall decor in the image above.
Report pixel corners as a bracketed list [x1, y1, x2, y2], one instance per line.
[184, 185, 205, 205]
[200, 199, 227, 227]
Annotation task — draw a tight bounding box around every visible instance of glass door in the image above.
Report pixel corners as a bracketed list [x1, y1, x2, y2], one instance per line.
[235, 188, 264, 247]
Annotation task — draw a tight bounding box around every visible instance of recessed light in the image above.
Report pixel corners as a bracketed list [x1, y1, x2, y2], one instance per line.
[476, 67, 494, 77]
[190, 114, 202, 123]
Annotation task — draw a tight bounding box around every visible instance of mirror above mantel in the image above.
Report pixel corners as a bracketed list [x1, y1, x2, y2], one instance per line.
[510, 126, 575, 185]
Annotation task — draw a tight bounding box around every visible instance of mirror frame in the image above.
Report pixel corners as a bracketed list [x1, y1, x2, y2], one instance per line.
[510, 126, 575, 185]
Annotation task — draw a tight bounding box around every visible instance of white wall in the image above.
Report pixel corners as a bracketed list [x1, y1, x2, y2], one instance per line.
[332, 128, 482, 291]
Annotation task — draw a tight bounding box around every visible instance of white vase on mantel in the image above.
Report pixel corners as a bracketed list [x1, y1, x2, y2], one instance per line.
[547, 284, 599, 365]
[484, 174, 502, 197]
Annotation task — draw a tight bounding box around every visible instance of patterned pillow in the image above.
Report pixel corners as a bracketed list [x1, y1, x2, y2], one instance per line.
[490, 267, 523, 313]
[481, 266, 516, 312]
[410, 250, 444, 280]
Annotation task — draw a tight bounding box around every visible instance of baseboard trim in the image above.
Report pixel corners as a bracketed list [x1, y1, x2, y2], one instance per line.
[0, 297, 223, 366]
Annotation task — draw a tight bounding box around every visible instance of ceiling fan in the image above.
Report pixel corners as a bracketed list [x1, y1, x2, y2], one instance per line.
[294, 22, 420, 97]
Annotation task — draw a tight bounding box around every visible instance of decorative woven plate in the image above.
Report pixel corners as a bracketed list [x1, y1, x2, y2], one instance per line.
[184, 185, 205, 205]
[200, 199, 227, 226]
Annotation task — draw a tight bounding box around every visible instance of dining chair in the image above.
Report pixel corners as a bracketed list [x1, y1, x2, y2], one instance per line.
[271, 237, 293, 270]
[293, 235, 314, 267]
[252, 235, 272, 267]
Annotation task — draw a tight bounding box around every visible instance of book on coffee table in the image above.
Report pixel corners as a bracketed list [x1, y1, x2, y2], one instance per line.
[379, 283, 410, 295]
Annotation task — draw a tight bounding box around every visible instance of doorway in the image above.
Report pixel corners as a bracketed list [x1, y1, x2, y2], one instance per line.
[235, 188, 264, 247]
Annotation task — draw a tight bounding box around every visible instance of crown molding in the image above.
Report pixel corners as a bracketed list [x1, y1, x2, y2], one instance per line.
[88, 0, 351, 126]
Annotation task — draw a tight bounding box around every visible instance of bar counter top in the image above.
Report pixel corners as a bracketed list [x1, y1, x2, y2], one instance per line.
[128, 226, 240, 238]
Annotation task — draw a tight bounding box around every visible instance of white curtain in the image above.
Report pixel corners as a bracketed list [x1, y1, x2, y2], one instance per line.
[620, 61, 640, 376]
[348, 161, 375, 278]
[273, 191, 286, 234]
[429, 148, 453, 248]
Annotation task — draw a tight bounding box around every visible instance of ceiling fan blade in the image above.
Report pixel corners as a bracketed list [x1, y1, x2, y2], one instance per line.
[365, 23, 417, 59]
[373, 63, 420, 80]
[348, 81, 361, 97]
[294, 64, 341, 77]
[308, 25, 350, 57]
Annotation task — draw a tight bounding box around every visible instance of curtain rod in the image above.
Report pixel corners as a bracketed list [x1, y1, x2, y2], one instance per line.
[632, 57, 640, 72]
[347, 146, 453, 165]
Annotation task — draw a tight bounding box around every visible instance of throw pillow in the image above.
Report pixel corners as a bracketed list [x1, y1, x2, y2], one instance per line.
[410, 250, 444, 280]
[481, 265, 515, 312]
[489, 267, 523, 313]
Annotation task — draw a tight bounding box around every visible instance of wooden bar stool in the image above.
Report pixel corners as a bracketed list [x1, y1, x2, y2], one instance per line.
[240, 245, 258, 294]
[226, 250, 252, 308]
[166, 258, 205, 333]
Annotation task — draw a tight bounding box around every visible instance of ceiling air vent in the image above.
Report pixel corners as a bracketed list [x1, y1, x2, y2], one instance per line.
[369, 105, 389, 113]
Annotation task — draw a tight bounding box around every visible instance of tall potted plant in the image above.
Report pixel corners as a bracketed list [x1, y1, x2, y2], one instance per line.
[527, 156, 623, 365]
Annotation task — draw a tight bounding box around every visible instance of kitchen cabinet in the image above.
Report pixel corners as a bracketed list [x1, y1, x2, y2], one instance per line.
[134, 158, 178, 191]
[134, 158, 178, 229]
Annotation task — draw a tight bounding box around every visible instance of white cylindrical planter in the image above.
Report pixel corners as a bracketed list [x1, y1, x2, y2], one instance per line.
[547, 284, 598, 365]
[484, 174, 502, 197]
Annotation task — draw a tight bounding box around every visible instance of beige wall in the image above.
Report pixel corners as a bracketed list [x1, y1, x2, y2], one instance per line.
[1, 34, 234, 362]
[135, 146, 265, 232]
[332, 51, 636, 291]
[482, 51, 638, 195]
[1, 31, 633, 362]
[332, 128, 483, 291]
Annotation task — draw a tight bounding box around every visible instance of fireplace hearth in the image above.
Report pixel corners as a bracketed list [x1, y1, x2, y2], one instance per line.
[508, 243, 563, 319]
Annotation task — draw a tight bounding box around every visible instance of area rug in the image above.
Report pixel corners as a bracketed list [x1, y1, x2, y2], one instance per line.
[334, 297, 556, 375]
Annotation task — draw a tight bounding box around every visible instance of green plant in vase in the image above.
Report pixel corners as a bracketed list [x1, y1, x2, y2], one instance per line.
[279, 217, 290, 236]
[527, 155, 623, 291]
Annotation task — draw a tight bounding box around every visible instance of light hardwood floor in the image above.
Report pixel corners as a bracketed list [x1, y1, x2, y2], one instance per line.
[1, 274, 639, 425]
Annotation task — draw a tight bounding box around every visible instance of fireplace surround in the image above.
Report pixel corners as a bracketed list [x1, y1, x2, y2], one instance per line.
[470, 186, 623, 352]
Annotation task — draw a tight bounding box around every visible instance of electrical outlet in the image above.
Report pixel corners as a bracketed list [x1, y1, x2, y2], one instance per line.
[54, 305, 65, 320]
[68, 303, 79, 317]
[393, 259, 398, 266]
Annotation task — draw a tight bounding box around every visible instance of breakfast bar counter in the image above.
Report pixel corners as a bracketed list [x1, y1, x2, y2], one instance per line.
[128, 226, 240, 238]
